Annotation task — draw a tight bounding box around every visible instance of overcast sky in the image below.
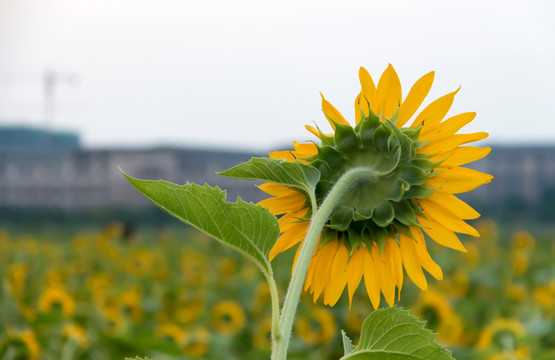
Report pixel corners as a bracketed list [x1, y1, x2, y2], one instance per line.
[0, 0, 554, 152]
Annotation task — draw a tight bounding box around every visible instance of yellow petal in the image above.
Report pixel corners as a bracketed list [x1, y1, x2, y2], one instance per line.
[371, 243, 395, 306]
[363, 247, 381, 309]
[410, 227, 443, 281]
[359, 67, 377, 114]
[384, 237, 403, 298]
[278, 207, 310, 232]
[305, 125, 321, 138]
[257, 183, 299, 197]
[269, 222, 308, 260]
[419, 199, 480, 236]
[321, 94, 349, 129]
[354, 93, 370, 124]
[400, 233, 428, 291]
[376, 64, 402, 119]
[431, 146, 492, 168]
[423, 191, 480, 220]
[269, 150, 295, 161]
[417, 216, 467, 252]
[293, 141, 318, 158]
[323, 244, 350, 306]
[311, 240, 338, 302]
[426, 167, 493, 194]
[258, 192, 306, 215]
[347, 246, 364, 309]
[397, 71, 435, 127]
[419, 132, 489, 155]
[420, 112, 476, 140]
[305, 242, 320, 291]
[412, 88, 460, 128]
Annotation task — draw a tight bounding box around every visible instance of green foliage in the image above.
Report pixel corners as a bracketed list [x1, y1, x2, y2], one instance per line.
[125, 357, 151, 360]
[122, 171, 279, 278]
[341, 330, 356, 356]
[218, 157, 321, 196]
[340, 307, 454, 360]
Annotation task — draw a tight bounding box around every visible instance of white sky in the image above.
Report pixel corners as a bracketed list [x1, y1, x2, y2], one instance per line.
[0, 0, 554, 151]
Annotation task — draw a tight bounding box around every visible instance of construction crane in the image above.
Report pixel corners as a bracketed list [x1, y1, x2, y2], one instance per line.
[0, 68, 78, 129]
[42, 69, 78, 129]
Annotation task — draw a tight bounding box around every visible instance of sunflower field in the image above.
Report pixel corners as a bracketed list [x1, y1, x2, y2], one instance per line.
[0, 219, 553, 360]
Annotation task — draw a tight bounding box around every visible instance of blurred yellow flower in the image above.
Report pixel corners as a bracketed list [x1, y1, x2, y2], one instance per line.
[487, 346, 530, 360]
[414, 289, 462, 345]
[174, 297, 204, 325]
[124, 249, 155, 278]
[512, 251, 529, 276]
[38, 285, 76, 317]
[211, 300, 246, 336]
[463, 242, 480, 268]
[532, 280, 555, 317]
[155, 322, 186, 344]
[102, 221, 123, 239]
[183, 327, 211, 357]
[119, 287, 143, 322]
[261, 65, 492, 308]
[442, 270, 469, 298]
[511, 231, 534, 252]
[7, 328, 40, 360]
[296, 308, 337, 346]
[475, 219, 499, 245]
[252, 318, 273, 350]
[71, 233, 92, 253]
[62, 323, 88, 347]
[476, 318, 525, 350]
[506, 283, 527, 303]
[180, 251, 208, 286]
[5, 262, 29, 296]
[219, 257, 238, 279]
[86, 273, 112, 304]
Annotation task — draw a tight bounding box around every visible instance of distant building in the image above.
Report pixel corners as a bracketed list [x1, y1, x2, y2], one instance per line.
[467, 145, 555, 205]
[1, 125, 554, 216]
[0, 125, 79, 153]
[0, 125, 260, 207]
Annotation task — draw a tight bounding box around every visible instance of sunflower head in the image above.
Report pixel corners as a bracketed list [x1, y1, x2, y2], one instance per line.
[305, 94, 436, 255]
[261, 64, 493, 309]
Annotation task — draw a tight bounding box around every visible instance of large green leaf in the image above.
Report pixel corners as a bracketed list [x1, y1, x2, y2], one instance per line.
[341, 330, 356, 356]
[218, 157, 320, 194]
[340, 307, 454, 360]
[122, 172, 279, 278]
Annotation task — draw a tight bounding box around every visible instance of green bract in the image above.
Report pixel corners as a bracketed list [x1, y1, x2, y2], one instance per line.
[306, 111, 437, 254]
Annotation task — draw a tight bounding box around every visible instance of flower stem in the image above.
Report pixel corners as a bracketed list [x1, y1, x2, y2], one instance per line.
[272, 167, 376, 360]
[268, 271, 282, 342]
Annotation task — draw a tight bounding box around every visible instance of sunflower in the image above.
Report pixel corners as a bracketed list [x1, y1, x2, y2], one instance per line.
[6, 328, 40, 360]
[476, 318, 526, 350]
[295, 307, 337, 346]
[182, 327, 211, 357]
[62, 323, 89, 348]
[155, 322, 187, 344]
[252, 318, 273, 350]
[210, 300, 246, 336]
[38, 285, 76, 317]
[260, 65, 492, 308]
[414, 289, 462, 345]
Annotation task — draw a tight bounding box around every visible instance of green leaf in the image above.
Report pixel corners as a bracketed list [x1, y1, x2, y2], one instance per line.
[340, 307, 454, 360]
[121, 171, 279, 278]
[329, 205, 355, 231]
[342, 330, 356, 356]
[218, 157, 320, 194]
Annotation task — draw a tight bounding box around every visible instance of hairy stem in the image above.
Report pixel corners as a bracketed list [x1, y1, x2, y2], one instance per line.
[272, 167, 376, 360]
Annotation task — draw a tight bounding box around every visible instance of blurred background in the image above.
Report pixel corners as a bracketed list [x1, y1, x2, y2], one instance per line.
[0, 0, 554, 359]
